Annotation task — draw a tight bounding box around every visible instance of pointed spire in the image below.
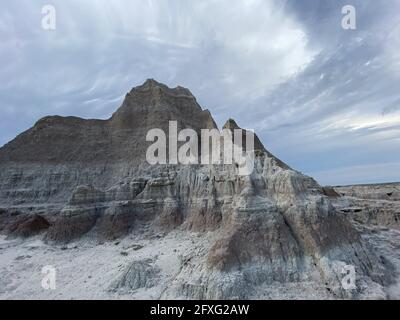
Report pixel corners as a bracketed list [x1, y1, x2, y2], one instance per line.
[223, 118, 240, 130]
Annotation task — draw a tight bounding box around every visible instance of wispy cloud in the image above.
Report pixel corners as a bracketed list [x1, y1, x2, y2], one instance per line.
[0, 0, 399, 185]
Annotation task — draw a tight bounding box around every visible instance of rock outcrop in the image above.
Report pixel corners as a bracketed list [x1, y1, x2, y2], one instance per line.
[111, 259, 161, 292]
[0, 80, 395, 299]
[333, 183, 400, 230]
[335, 183, 400, 201]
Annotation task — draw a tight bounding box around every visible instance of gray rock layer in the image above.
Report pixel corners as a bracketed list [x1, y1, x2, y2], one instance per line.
[333, 183, 400, 230]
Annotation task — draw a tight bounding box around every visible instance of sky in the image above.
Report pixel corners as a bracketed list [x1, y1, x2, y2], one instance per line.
[0, 0, 399, 185]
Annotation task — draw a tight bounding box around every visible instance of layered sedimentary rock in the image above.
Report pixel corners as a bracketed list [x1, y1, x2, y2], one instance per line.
[333, 183, 400, 230]
[0, 80, 395, 299]
[335, 183, 400, 201]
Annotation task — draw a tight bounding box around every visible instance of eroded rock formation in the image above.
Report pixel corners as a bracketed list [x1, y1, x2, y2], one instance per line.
[0, 80, 396, 299]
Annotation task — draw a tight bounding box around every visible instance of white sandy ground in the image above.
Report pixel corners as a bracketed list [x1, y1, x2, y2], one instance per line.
[1, 227, 400, 300]
[0, 231, 218, 300]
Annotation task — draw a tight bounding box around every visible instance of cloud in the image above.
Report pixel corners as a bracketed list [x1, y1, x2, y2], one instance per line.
[0, 0, 399, 185]
[0, 0, 315, 136]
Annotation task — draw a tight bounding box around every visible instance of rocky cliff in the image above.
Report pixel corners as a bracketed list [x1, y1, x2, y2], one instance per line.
[333, 183, 400, 231]
[0, 80, 396, 299]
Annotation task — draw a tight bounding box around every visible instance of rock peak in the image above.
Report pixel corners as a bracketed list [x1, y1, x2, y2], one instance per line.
[130, 79, 195, 99]
[223, 118, 240, 130]
[142, 78, 164, 87]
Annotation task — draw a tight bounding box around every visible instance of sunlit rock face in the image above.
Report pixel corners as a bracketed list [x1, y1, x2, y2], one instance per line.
[0, 80, 395, 299]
